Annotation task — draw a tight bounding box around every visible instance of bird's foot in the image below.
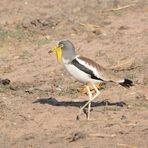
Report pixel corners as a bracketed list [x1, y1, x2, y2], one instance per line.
[76, 108, 93, 120]
[76, 115, 80, 120]
[76, 115, 96, 121]
[76, 109, 83, 120]
[83, 108, 93, 119]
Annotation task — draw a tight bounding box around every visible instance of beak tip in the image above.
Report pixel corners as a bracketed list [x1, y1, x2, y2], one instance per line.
[48, 49, 53, 54]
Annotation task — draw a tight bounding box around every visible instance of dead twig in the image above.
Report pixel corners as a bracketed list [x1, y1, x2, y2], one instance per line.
[89, 133, 116, 138]
[78, 22, 106, 36]
[110, 58, 136, 71]
[79, 22, 101, 29]
[125, 123, 137, 127]
[117, 143, 137, 148]
[109, 4, 136, 11]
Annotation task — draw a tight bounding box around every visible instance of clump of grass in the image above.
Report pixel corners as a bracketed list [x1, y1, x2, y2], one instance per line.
[125, 72, 135, 80]
[19, 50, 33, 59]
[52, 78, 81, 98]
[113, 11, 123, 17]
[0, 27, 35, 41]
[100, 106, 122, 111]
[63, 87, 81, 98]
[35, 38, 49, 47]
[0, 81, 33, 93]
[144, 79, 148, 86]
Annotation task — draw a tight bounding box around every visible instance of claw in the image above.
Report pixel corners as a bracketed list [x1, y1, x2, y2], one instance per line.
[76, 115, 79, 120]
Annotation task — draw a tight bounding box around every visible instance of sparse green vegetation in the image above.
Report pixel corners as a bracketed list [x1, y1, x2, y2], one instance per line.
[125, 72, 135, 80]
[19, 50, 33, 59]
[0, 27, 35, 41]
[0, 82, 30, 92]
[102, 106, 122, 111]
[35, 38, 50, 47]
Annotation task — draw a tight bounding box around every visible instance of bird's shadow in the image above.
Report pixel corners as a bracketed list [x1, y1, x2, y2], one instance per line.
[33, 97, 127, 108]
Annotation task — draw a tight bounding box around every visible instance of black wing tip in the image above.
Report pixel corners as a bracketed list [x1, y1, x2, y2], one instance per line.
[119, 79, 133, 88]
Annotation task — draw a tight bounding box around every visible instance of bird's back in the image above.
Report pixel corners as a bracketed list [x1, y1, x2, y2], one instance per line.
[78, 56, 123, 82]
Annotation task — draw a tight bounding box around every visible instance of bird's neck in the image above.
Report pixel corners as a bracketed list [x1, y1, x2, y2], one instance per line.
[62, 55, 80, 64]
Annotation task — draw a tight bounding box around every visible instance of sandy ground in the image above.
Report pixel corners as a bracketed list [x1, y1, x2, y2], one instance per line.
[0, 0, 148, 147]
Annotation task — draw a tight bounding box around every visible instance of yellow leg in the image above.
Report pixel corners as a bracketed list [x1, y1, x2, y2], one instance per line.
[76, 84, 100, 120]
[86, 85, 92, 120]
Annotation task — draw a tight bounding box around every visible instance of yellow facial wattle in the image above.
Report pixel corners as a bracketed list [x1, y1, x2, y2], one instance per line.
[52, 46, 62, 62]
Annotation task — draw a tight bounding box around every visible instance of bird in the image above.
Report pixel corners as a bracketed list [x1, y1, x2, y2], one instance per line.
[49, 40, 133, 120]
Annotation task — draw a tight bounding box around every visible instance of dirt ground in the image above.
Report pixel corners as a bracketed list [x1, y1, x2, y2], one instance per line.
[0, 0, 148, 148]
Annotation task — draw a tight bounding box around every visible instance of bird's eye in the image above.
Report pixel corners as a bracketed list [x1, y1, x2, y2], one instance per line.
[60, 43, 64, 48]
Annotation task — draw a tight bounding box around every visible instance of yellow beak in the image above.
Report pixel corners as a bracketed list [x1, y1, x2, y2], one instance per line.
[51, 45, 62, 62]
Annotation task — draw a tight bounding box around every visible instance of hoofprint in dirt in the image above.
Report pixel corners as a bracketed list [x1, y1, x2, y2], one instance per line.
[0, 0, 148, 148]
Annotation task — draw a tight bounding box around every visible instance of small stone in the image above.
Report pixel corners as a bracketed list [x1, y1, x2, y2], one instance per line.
[121, 115, 127, 120]
[0, 79, 10, 85]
